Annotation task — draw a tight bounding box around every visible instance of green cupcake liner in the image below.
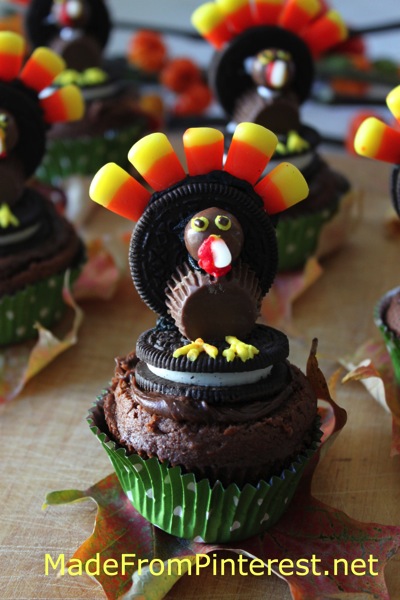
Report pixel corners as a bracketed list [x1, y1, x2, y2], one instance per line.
[36, 122, 146, 185]
[0, 267, 80, 346]
[276, 205, 337, 272]
[374, 286, 400, 386]
[88, 396, 321, 543]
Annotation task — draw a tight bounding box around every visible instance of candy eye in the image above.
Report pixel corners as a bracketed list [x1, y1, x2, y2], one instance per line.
[0, 114, 9, 124]
[191, 216, 209, 232]
[215, 215, 231, 231]
[276, 50, 290, 61]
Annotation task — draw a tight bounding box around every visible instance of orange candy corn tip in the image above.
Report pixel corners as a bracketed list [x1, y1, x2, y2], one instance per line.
[20, 47, 65, 92]
[354, 117, 400, 165]
[191, 2, 232, 49]
[224, 122, 278, 184]
[89, 163, 151, 222]
[128, 132, 186, 191]
[387, 85, 400, 122]
[39, 84, 84, 123]
[183, 127, 224, 175]
[0, 31, 25, 81]
[255, 162, 309, 214]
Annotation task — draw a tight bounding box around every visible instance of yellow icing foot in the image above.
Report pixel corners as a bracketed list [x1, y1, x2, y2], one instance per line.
[286, 130, 310, 153]
[222, 336, 259, 362]
[0, 203, 19, 228]
[173, 338, 218, 362]
[275, 131, 310, 155]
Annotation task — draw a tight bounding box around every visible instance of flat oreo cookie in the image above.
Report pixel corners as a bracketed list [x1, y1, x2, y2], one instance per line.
[134, 323, 289, 403]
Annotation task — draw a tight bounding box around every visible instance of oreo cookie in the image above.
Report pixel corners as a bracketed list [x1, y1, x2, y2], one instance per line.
[390, 165, 400, 217]
[129, 172, 279, 317]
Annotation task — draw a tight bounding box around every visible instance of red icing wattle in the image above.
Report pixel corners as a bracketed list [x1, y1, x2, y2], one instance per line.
[197, 236, 231, 278]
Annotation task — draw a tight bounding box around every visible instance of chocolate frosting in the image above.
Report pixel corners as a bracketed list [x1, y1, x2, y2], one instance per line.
[132, 361, 292, 423]
[0, 192, 83, 296]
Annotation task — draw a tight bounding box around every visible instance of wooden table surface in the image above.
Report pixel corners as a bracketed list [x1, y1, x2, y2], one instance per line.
[0, 154, 399, 600]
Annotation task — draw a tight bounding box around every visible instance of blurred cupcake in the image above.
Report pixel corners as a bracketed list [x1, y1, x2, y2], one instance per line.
[374, 288, 400, 386]
[192, 0, 354, 272]
[25, 0, 156, 224]
[355, 86, 400, 381]
[0, 32, 85, 345]
[87, 123, 322, 542]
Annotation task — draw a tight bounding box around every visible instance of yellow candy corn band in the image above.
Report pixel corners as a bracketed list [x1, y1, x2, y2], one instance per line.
[191, 3, 232, 49]
[90, 163, 151, 221]
[224, 123, 277, 184]
[128, 133, 186, 191]
[387, 85, 400, 122]
[279, 0, 322, 32]
[354, 118, 400, 164]
[302, 10, 347, 57]
[183, 128, 224, 175]
[255, 163, 309, 214]
[253, 0, 283, 25]
[20, 48, 65, 92]
[40, 85, 84, 123]
[0, 31, 24, 56]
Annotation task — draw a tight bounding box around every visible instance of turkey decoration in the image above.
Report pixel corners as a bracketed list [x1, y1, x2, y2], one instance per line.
[191, 0, 348, 147]
[354, 84, 400, 216]
[0, 31, 83, 230]
[90, 122, 308, 360]
[25, 0, 111, 71]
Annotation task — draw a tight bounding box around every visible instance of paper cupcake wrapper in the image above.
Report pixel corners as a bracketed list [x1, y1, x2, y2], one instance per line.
[88, 396, 322, 543]
[276, 205, 337, 272]
[374, 286, 400, 386]
[36, 122, 146, 184]
[0, 267, 80, 346]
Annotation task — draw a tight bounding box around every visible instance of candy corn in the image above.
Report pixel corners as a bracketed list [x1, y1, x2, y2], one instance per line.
[224, 122, 277, 184]
[90, 163, 151, 221]
[183, 128, 224, 175]
[354, 118, 400, 165]
[252, 0, 284, 26]
[20, 47, 65, 92]
[39, 84, 84, 123]
[128, 132, 186, 191]
[0, 31, 24, 81]
[255, 162, 309, 213]
[279, 0, 323, 33]
[386, 85, 400, 123]
[217, 0, 253, 34]
[191, 2, 232, 49]
[301, 10, 347, 57]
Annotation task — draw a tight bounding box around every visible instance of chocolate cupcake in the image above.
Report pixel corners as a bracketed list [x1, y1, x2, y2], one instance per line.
[355, 86, 400, 383]
[25, 0, 155, 223]
[88, 123, 322, 542]
[192, 0, 353, 271]
[0, 32, 84, 345]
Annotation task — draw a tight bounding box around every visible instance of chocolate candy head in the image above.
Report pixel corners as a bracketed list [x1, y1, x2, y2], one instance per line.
[184, 207, 244, 277]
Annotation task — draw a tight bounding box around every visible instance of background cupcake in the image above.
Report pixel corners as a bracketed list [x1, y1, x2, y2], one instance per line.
[87, 123, 322, 542]
[25, 0, 157, 224]
[191, 0, 354, 272]
[355, 85, 400, 380]
[0, 32, 85, 345]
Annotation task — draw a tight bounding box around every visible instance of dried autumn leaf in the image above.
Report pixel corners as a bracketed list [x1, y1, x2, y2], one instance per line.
[341, 337, 400, 455]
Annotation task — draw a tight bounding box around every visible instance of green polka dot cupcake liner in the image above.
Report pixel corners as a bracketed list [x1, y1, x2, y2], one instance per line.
[36, 122, 146, 185]
[374, 287, 400, 386]
[276, 206, 337, 272]
[0, 267, 80, 346]
[88, 395, 322, 543]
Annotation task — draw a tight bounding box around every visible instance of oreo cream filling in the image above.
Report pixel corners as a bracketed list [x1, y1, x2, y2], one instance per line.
[147, 363, 272, 387]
